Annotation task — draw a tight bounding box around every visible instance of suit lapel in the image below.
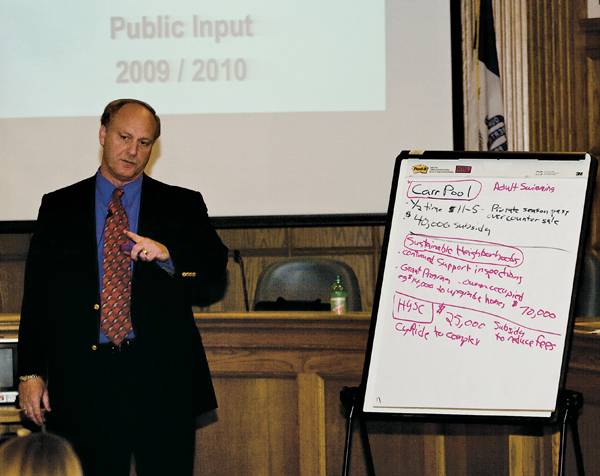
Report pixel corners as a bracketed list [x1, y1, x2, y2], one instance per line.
[137, 174, 161, 240]
[79, 176, 100, 289]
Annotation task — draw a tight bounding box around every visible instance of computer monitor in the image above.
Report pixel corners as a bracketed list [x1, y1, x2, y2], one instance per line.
[0, 338, 18, 405]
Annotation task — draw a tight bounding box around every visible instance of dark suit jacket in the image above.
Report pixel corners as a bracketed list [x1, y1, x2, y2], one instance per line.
[18, 174, 228, 422]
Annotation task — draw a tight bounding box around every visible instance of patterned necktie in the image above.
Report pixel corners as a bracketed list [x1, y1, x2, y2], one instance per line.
[100, 188, 133, 345]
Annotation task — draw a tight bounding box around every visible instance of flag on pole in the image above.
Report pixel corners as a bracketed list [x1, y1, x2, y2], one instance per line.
[467, 0, 508, 151]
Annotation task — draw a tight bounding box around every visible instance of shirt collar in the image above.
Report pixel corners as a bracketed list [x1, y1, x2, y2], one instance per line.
[95, 170, 143, 208]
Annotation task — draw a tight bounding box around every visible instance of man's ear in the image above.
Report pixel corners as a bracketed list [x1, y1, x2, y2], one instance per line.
[99, 125, 107, 147]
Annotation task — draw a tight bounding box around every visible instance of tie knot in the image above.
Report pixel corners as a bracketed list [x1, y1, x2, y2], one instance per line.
[108, 188, 125, 214]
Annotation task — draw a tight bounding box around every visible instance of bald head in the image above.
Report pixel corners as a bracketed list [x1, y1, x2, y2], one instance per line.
[101, 98, 161, 140]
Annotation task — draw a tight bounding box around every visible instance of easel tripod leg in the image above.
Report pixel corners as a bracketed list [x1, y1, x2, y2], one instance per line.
[557, 390, 585, 476]
[558, 406, 568, 476]
[359, 415, 376, 476]
[569, 413, 585, 476]
[342, 402, 355, 476]
[341, 386, 376, 476]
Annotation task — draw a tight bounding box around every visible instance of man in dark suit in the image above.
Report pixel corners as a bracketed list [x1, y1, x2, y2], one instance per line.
[17, 99, 228, 476]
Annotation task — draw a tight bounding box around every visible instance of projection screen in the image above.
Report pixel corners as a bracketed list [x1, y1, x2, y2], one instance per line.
[0, 0, 457, 221]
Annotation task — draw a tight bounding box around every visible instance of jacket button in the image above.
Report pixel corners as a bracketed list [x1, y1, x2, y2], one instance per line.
[93, 304, 100, 310]
[91, 345, 97, 351]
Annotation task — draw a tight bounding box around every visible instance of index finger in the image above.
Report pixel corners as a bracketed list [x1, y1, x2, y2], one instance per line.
[42, 389, 52, 412]
[125, 230, 142, 242]
[29, 400, 45, 426]
[32, 409, 45, 426]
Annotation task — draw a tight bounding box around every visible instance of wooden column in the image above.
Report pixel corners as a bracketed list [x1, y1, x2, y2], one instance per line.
[297, 373, 326, 476]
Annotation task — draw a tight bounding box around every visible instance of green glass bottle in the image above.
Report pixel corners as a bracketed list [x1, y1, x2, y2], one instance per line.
[329, 275, 348, 315]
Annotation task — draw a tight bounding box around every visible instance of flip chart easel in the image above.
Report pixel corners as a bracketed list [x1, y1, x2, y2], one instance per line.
[343, 150, 596, 475]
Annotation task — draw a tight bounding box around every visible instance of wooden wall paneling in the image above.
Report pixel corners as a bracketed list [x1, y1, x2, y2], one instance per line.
[541, 429, 553, 475]
[217, 228, 288, 251]
[567, 17, 600, 324]
[1, 224, 384, 314]
[368, 422, 448, 476]
[422, 423, 446, 476]
[580, 18, 600, 155]
[443, 424, 469, 475]
[198, 312, 370, 476]
[554, 0, 568, 148]
[364, 422, 463, 476]
[587, 56, 600, 153]
[0, 261, 26, 313]
[446, 424, 542, 476]
[571, 0, 593, 151]
[562, 369, 600, 475]
[571, 2, 591, 150]
[549, 0, 566, 148]
[195, 377, 300, 476]
[0, 234, 30, 257]
[462, 0, 598, 297]
[463, 424, 510, 475]
[527, 0, 544, 148]
[527, 0, 589, 152]
[552, 430, 562, 476]
[297, 373, 326, 476]
[290, 226, 373, 249]
[372, 226, 385, 298]
[323, 377, 367, 476]
[508, 433, 545, 476]
[2, 312, 600, 473]
[206, 225, 383, 312]
[373, 226, 385, 257]
[530, 0, 551, 149]
[0, 234, 30, 313]
[583, 23, 600, 255]
[0, 313, 19, 338]
[200, 228, 290, 312]
[0, 223, 384, 314]
[366, 420, 429, 476]
[564, 331, 600, 475]
[323, 381, 450, 476]
[199, 314, 600, 475]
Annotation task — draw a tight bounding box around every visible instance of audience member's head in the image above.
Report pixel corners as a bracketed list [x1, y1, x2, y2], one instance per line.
[0, 432, 83, 476]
